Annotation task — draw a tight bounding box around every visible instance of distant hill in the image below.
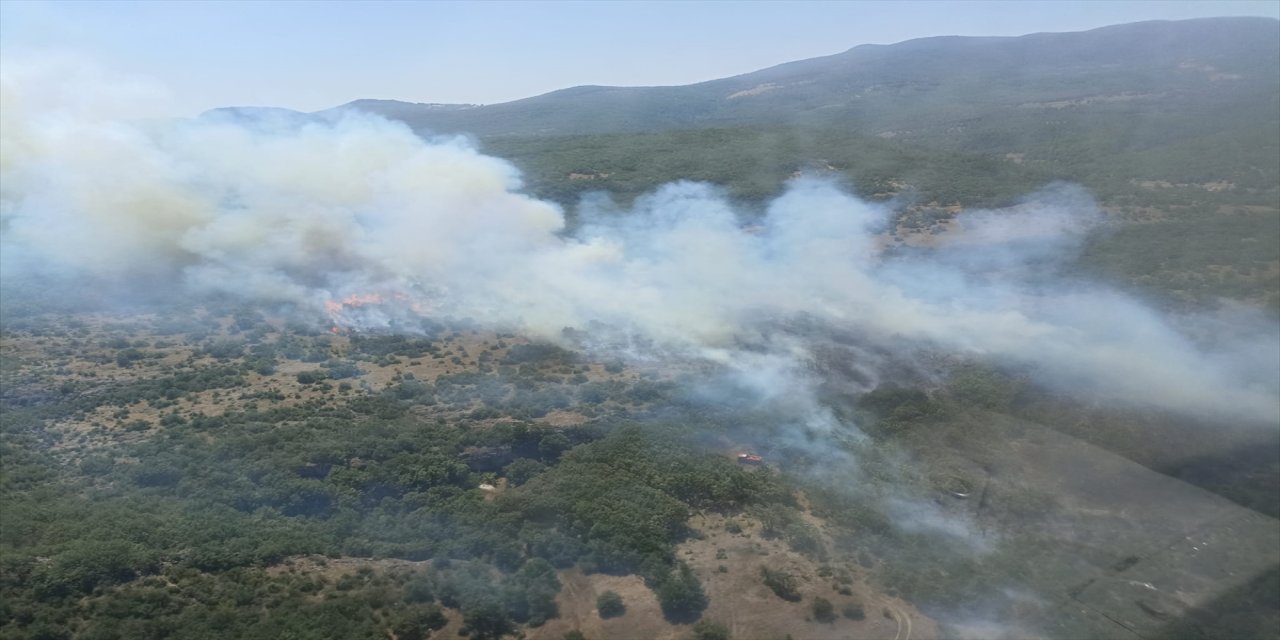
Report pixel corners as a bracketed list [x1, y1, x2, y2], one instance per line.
[326, 99, 478, 120]
[324, 17, 1278, 152]
[199, 106, 311, 122]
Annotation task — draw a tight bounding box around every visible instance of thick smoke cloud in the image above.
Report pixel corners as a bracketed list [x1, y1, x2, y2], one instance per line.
[3, 58, 1277, 426]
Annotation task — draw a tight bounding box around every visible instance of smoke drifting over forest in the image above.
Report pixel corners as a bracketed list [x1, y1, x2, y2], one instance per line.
[3, 58, 1277, 427]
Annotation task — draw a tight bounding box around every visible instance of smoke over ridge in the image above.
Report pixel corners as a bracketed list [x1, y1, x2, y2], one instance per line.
[3, 58, 1278, 426]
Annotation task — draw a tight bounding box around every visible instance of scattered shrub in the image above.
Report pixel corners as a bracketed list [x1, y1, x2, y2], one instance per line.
[760, 566, 801, 602]
[812, 597, 836, 623]
[843, 602, 866, 620]
[690, 620, 731, 640]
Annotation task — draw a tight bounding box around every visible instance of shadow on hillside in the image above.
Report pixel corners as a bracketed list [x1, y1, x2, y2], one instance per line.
[1155, 564, 1280, 640]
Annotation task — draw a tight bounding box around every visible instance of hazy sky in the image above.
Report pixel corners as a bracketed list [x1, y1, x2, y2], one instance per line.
[2, 0, 1277, 116]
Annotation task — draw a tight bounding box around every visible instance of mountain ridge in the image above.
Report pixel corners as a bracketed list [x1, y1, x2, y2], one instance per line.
[312, 16, 1277, 143]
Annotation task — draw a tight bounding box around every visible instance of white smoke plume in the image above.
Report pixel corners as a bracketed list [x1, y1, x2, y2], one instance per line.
[3, 57, 1278, 426]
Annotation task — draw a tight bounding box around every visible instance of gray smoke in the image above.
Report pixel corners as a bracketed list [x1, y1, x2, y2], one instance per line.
[3, 57, 1278, 426]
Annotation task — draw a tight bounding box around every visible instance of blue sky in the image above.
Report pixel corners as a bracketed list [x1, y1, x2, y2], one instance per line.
[2, 0, 1277, 116]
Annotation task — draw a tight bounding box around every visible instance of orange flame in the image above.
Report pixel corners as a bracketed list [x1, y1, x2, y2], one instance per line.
[342, 293, 384, 307]
[324, 290, 429, 333]
[325, 293, 385, 314]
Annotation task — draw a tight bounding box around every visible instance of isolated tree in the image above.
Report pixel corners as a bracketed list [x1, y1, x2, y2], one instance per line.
[843, 601, 866, 620]
[690, 620, 731, 640]
[812, 597, 836, 623]
[656, 563, 708, 622]
[596, 590, 625, 618]
[759, 566, 801, 602]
